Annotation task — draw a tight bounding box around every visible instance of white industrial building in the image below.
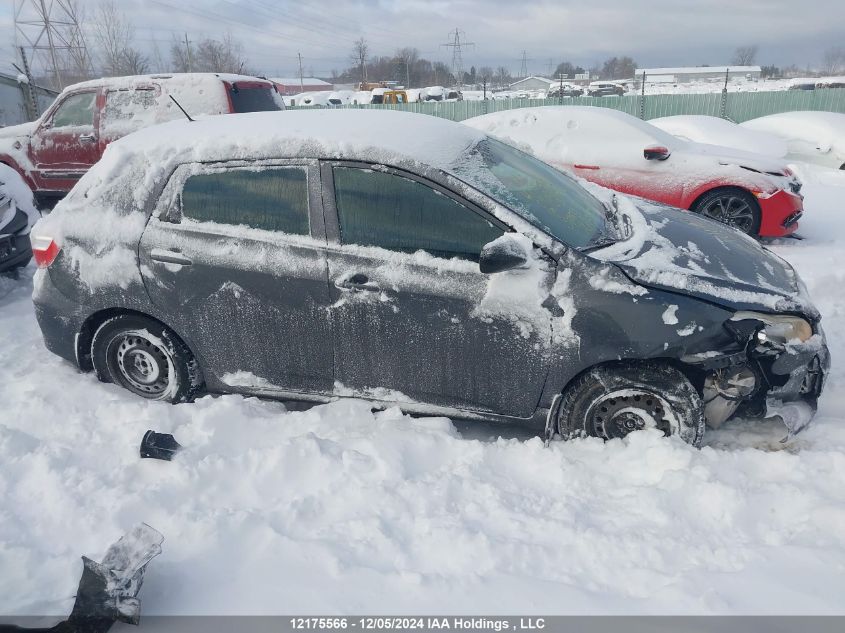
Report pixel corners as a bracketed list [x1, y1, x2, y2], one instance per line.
[634, 66, 761, 83]
[507, 76, 555, 91]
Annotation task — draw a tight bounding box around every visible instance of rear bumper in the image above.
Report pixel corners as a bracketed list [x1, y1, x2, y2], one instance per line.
[758, 189, 804, 237]
[32, 269, 85, 364]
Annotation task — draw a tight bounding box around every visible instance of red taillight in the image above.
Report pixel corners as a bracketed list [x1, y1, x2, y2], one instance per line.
[31, 235, 60, 268]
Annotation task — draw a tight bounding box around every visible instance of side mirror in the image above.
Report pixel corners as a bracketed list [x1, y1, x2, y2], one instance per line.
[644, 145, 671, 161]
[479, 234, 530, 274]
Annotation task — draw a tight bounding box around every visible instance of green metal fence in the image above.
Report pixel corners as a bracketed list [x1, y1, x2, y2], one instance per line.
[335, 88, 845, 123]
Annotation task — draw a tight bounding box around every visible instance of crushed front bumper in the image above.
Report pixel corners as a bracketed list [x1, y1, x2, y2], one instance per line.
[685, 322, 829, 437]
[762, 333, 829, 436]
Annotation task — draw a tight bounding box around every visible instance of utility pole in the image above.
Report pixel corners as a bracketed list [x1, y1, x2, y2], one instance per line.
[720, 67, 729, 118]
[639, 71, 646, 119]
[184, 33, 193, 72]
[559, 73, 564, 105]
[298, 53, 304, 91]
[16, 47, 38, 121]
[441, 28, 474, 91]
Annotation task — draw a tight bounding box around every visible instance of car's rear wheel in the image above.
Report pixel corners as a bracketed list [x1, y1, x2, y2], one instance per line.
[692, 188, 761, 236]
[556, 363, 705, 447]
[91, 314, 202, 403]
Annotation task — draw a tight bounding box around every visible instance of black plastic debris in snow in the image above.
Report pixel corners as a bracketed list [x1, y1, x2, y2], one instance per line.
[140, 430, 182, 461]
[0, 524, 164, 633]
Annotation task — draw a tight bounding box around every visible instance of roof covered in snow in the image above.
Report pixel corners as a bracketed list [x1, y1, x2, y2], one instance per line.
[271, 77, 332, 86]
[111, 109, 482, 168]
[508, 76, 555, 88]
[62, 72, 272, 93]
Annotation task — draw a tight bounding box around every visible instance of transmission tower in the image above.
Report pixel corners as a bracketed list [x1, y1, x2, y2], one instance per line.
[14, 0, 93, 90]
[441, 28, 474, 90]
[518, 50, 533, 79]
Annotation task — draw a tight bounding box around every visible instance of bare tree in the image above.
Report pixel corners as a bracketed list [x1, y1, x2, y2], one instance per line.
[351, 38, 369, 85]
[64, 0, 94, 82]
[93, 0, 148, 76]
[822, 46, 845, 76]
[395, 47, 419, 87]
[170, 35, 192, 73]
[600, 56, 636, 79]
[495, 66, 511, 89]
[732, 45, 759, 66]
[194, 34, 248, 73]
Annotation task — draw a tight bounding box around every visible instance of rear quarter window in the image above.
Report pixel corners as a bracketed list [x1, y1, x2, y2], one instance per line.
[228, 84, 285, 113]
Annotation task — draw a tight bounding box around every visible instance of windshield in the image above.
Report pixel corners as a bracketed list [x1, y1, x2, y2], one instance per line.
[451, 138, 616, 249]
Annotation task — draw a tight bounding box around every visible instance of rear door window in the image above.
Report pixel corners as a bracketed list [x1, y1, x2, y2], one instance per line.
[181, 167, 309, 235]
[102, 88, 158, 137]
[332, 166, 502, 261]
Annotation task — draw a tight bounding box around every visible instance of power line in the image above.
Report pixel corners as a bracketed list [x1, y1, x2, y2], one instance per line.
[14, 0, 93, 90]
[441, 28, 474, 89]
[518, 50, 533, 79]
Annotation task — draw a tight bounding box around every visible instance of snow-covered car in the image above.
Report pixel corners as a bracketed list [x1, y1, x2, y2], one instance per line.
[0, 163, 39, 273]
[30, 110, 828, 444]
[548, 84, 584, 98]
[464, 107, 805, 237]
[423, 86, 447, 101]
[649, 115, 788, 158]
[741, 112, 845, 170]
[0, 73, 285, 209]
[588, 82, 625, 96]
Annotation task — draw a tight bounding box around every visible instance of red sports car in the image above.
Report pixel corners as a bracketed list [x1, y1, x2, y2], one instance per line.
[464, 106, 804, 237]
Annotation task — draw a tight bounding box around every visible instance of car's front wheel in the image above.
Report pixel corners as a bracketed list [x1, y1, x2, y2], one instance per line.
[692, 187, 761, 236]
[91, 314, 202, 403]
[556, 363, 705, 447]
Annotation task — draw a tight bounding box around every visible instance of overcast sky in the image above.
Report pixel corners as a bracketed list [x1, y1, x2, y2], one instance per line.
[2, 0, 843, 79]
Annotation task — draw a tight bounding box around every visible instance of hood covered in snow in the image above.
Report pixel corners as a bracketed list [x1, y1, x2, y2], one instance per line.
[0, 120, 36, 140]
[592, 198, 817, 318]
[677, 141, 792, 176]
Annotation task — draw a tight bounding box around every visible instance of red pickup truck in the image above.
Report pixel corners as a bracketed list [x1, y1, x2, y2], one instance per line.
[0, 73, 285, 208]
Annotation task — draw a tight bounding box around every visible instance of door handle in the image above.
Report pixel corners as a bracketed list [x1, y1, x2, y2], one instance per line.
[79, 133, 96, 143]
[150, 249, 192, 266]
[335, 273, 379, 292]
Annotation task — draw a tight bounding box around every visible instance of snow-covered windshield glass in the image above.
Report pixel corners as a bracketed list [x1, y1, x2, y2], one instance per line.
[228, 84, 284, 113]
[453, 138, 615, 250]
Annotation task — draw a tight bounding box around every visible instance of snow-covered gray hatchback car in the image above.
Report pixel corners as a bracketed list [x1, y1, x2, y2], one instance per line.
[31, 110, 828, 445]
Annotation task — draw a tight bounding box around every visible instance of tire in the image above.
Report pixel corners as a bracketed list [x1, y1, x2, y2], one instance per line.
[556, 362, 705, 447]
[691, 187, 761, 236]
[91, 314, 202, 403]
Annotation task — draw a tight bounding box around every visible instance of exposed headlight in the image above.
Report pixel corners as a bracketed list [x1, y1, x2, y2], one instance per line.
[731, 311, 813, 344]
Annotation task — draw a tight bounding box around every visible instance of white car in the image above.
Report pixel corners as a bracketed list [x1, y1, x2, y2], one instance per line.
[423, 86, 446, 101]
[650, 115, 788, 159]
[741, 112, 845, 170]
[463, 106, 804, 237]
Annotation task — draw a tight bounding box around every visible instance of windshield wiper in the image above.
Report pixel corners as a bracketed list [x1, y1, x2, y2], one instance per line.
[581, 235, 620, 252]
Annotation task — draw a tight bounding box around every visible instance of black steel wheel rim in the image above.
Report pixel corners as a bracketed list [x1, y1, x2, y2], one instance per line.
[588, 390, 672, 439]
[701, 195, 755, 232]
[109, 333, 171, 396]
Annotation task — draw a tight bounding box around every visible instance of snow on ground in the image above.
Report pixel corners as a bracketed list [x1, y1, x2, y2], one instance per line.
[2, 165, 845, 616]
